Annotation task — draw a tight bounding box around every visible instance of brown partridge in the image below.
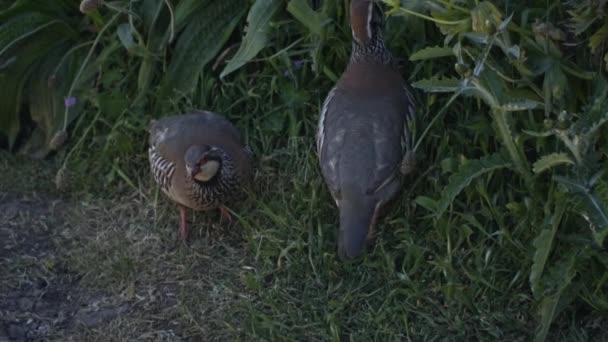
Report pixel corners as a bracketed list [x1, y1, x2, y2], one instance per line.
[148, 111, 253, 241]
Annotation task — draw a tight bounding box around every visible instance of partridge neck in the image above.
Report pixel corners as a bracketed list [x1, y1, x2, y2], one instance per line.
[350, 33, 394, 66]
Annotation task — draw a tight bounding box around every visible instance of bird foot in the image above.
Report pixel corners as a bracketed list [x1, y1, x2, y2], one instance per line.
[218, 206, 233, 224]
[179, 206, 189, 242]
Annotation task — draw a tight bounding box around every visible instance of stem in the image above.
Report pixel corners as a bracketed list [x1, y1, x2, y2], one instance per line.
[62, 12, 120, 130]
[163, 0, 175, 43]
[491, 109, 533, 186]
[389, 7, 469, 26]
[414, 88, 464, 152]
[58, 109, 102, 178]
[52, 41, 94, 76]
[434, 0, 469, 13]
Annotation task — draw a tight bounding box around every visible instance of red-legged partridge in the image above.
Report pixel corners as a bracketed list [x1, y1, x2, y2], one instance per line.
[317, 0, 416, 260]
[148, 111, 253, 241]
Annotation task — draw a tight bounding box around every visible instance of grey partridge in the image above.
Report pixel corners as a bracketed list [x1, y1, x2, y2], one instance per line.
[148, 111, 253, 241]
[317, 0, 416, 260]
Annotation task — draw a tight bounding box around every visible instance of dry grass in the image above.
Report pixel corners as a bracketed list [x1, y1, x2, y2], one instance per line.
[0, 152, 254, 341]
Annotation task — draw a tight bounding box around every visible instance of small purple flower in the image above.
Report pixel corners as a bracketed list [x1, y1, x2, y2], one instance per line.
[294, 59, 304, 69]
[283, 70, 291, 78]
[64, 97, 77, 108]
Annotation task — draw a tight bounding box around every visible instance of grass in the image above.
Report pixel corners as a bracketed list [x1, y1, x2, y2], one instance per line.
[1, 140, 606, 341]
[2, 0, 608, 341]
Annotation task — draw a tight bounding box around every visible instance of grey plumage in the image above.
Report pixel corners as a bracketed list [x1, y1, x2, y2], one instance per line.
[317, 0, 416, 260]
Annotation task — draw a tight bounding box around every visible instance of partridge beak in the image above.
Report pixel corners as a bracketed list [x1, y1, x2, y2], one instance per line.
[186, 165, 199, 178]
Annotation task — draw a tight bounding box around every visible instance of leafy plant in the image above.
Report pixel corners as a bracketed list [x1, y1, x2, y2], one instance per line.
[386, 0, 608, 340]
[3, 0, 608, 340]
[0, 0, 96, 154]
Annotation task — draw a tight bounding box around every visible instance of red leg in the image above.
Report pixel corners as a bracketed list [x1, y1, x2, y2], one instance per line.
[218, 206, 233, 224]
[179, 206, 188, 241]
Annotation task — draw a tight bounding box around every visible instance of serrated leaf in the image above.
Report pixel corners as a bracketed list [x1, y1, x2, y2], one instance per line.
[220, 0, 281, 78]
[533, 153, 575, 174]
[530, 196, 567, 297]
[535, 251, 578, 342]
[554, 176, 608, 243]
[436, 153, 512, 218]
[412, 78, 461, 93]
[522, 129, 557, 138]
[497, 99, 541, 112]
[409, 46, 454, 61]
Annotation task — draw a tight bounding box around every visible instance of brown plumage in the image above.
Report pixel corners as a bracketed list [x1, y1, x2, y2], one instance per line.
[317, 0, 416, 260]
[148, 111, 253, 240]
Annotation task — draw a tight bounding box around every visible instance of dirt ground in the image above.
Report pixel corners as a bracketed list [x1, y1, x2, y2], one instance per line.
[0, 191, 128, 341]
[0, 188, 252, 341]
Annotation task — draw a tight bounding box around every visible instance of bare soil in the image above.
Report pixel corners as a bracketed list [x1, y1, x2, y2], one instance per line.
[0, 191, 127, 341]
[0, 189, 251, 341]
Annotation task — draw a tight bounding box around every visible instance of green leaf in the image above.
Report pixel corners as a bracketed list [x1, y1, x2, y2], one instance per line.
[287, 0, 329, 36]
[172, 0, 207, 32]
[409, 46, 454, 61]
[535, 251, 578, 342]
[590, 180, 608, 245]
[0, 25, 70, 149]
[414, 196, 437, 213]
[530, 195, 567, 297]
[161, 0, 247, 97]
[532, 153, 575, 174]
[554, 176, 608, 244]
[220, 0, 281, 78]
[543, 64, 567, 108]
[490, 108, 533, 184]
[412, 78, 461, 93]
[436, 153, 512, 218]
[589, 21, 608, 53]
[19, 50, 71, 157]
[497, 99, 541, 112]
[116, 23, 136, 51]
[0, 13, 53, 56]
[470, 1, 502, 34]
